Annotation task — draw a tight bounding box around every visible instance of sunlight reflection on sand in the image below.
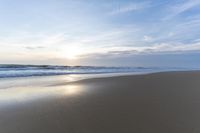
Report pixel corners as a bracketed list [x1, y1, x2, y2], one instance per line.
[0, 84, 84, 106]
[62, 85, 82, 95]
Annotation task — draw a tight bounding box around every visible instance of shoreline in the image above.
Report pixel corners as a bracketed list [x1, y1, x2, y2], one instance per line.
[53, 70, 200, 86]
[0, 70, 199, 90]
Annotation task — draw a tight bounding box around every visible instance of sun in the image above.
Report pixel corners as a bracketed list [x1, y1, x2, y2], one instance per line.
[61, 46, 83, 59]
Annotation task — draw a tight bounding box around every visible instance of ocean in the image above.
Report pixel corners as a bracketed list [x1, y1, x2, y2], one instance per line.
[0, 64, 199, 79]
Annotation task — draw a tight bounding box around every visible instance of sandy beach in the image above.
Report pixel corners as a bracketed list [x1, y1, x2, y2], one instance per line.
[0, 71, 200, 133]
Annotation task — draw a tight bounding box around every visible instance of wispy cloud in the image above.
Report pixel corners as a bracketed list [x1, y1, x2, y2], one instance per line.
[24, 46, 46, 50]
[109, 1, 150, 15]
[79, 41, 200, 59]
[164, 0, 200, 20]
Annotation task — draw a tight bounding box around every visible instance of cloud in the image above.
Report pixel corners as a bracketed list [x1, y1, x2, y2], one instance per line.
[109, 1, 150, 15]
[160, 15, 200, 42]
[164, 0, 200, 20]
[142, 42, 200, 53]
[24, 46, 46, 50]
[42, 33, 66, 45]
[79, 41, 200, 59]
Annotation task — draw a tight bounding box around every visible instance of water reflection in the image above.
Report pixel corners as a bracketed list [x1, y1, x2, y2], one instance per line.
[0, 84, 84, 106]
[0, 75, 85, 89]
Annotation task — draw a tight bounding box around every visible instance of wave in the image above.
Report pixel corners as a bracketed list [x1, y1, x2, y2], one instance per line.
[0, 64, 197, 79]
[0, 65, 150, 78]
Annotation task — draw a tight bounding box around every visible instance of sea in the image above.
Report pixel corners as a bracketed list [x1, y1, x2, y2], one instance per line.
[0, 64, 199, 79]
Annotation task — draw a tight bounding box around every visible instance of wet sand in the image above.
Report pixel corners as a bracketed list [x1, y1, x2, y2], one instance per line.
[1, 71, 200, 133]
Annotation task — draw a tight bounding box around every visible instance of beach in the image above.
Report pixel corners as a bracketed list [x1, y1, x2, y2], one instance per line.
[0, 71, 200, 133]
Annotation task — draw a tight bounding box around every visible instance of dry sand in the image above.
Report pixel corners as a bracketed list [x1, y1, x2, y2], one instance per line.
[1, 71, 200, 133]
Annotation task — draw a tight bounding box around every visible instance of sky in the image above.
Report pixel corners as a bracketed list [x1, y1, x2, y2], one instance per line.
[0, 0, 200, 67]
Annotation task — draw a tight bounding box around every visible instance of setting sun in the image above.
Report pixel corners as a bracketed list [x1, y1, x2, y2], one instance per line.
[61, 46, 84, 59]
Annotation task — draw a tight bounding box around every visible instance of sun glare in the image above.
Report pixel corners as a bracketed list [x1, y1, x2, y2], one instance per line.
[61, 46, 83, 59]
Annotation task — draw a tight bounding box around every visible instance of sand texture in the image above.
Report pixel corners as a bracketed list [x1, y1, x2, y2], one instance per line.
[0, 71, 200, 133]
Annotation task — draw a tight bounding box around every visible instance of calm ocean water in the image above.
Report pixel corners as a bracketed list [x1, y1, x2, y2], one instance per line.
[0, 64, 199, 79]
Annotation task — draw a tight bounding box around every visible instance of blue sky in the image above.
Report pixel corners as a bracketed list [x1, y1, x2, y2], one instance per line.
[0, 0, 200, 66]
